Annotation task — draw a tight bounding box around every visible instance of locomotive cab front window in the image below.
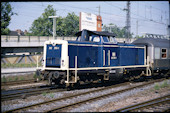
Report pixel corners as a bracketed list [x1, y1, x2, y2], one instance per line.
[76, 36, 81, 41]
[102, 36, 109, 42]
[161, 48, 167, 59]
[109, 37, 117, 44]
[91, 35, 101, 42]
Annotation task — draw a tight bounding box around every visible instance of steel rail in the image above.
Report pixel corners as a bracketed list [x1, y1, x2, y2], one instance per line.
[1, 79, 37, 86]
[1, 71, 35, 75]
[45, 79, 165, 112]
[2, 83, 47, 91]
[4, 82, 130, 113]
[112, 94, 170, 112]
[1, 87, 50, 101]
[1, 87, 65, 101]
[4, 78, 165, 113]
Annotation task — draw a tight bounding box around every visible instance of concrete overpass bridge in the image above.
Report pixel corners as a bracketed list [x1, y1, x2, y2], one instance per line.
[1, 35, 135, 64]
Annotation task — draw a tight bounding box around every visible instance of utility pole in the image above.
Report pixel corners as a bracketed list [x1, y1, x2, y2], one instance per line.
[168, 3, 170, 39]
[124, 1, 131, 43]
[136, 20, 138, 37]
[97, 5, 100, 16]
[49, 16, 58, 40]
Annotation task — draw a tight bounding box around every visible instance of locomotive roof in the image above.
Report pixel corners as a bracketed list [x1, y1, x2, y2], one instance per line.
[132, 38, 170, 48]
[75, 29, 116, 37]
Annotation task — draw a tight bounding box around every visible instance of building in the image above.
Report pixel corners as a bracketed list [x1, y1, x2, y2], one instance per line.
[9, 29, 27, 36]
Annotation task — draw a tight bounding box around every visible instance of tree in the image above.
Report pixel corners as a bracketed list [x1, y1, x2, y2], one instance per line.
[1, 2, 17, 35]
[28, 5, 79, 37]
[102, 23, 133, 38]
[29, 5, 56, 36]
[63, 12, 79, 36]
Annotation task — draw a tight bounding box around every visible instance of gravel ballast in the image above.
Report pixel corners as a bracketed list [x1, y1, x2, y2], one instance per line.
[1, 79, 169, 112]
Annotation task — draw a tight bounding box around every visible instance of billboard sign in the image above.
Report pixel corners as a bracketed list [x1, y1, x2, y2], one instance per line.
[79, 12, 97, 31]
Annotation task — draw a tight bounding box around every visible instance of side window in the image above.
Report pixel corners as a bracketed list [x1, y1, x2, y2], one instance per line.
[154, 47, 160, 59]
[102, 36, 109, 42]
[161, 48, 167, 59]
[110, 37, 118, 44]
[89, 36, 92, 41]
[76, 36, 81, 41]
[92, 36, 100, 42]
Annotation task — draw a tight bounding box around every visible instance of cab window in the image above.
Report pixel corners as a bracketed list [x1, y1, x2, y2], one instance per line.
[91, 35, 100, 42]
[102, 36, 109, 42]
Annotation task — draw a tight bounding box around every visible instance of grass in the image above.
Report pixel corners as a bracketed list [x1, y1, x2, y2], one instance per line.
[160, 80, 168, 88]
[49, 93, 55, 98]
[1, 74, 35, 83]
[2, 76, 7, 82]
[33, 73, 42, 81]
[14, 76, 18, 81]
[42, 92, 47, 96]
[42, 92, 54, 98]
[154, 83, 160, 90]
[154, 80, 169, 90]
[1, 62, 42, 68]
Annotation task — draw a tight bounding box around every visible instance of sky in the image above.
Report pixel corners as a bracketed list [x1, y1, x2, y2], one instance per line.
[8, 1, 169, 37]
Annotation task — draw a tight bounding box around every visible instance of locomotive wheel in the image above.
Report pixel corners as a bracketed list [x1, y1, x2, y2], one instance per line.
[48, 74, 53, 86]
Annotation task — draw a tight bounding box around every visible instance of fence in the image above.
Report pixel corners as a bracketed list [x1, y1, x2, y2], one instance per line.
[1, 35, 136, 43]
[1, 35, 137, 65]
[1, 35, 77, 42]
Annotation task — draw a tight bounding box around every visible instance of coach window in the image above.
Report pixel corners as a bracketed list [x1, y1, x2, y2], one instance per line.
[154, 47, 160, 59]
[161, 48, 167, 59]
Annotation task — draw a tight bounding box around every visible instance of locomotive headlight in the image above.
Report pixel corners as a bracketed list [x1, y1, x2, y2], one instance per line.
[62, 60, 65, 66]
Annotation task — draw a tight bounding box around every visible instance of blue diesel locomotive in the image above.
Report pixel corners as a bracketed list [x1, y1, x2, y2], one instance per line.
[37, 29, 150, 88]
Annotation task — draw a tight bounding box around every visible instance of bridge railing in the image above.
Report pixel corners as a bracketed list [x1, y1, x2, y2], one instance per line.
[1, 35, 77, 42]
[1, 35, 136, 43]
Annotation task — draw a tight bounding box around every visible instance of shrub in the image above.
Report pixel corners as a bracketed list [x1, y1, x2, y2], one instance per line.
[154, 83, 160, 90]
[2, 76, 7, 82]
[14, 76, 18, 81]
[160, 80, 168, 88]
[42, 92, 47, 96]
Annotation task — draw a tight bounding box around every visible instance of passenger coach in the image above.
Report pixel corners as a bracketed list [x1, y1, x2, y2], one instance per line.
[132, 37, 170, 76]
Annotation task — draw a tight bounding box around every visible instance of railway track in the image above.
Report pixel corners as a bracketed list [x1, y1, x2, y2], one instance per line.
[1, 85, 65, 101]
[3, 78, 165, 113]
[113, 94, 170, 112]
[1, 79, 37, 86]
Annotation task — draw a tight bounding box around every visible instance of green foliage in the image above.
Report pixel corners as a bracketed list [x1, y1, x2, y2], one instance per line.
[28, 5, 79, 36]
[136, 35, 144, 38]
[2, 76, 7, 82]
[1, 2, 17, 35]
[29, 5, 55, 36]
[62, 12, 79, 36]
[42, 92, 47, 96]
[160, 80, 168, 88]
[42, 92, 54, 98]
[33, 73, 38, 79]
[102, 23, 133, 38]
[14, 76, 18, 81]
[154, 83, 160, 90]
[1, 63, 42, 68]
[154, 80, 169, 90]
[49, 93, 54, 98]
[20, 76, 24, 81]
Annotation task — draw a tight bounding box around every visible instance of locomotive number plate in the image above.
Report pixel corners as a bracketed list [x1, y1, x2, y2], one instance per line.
[109, 70, 116, 73]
